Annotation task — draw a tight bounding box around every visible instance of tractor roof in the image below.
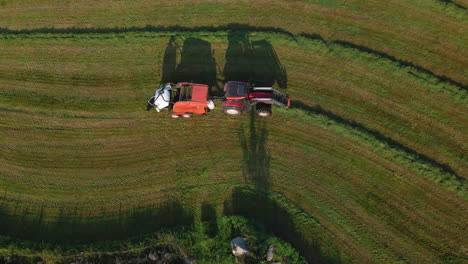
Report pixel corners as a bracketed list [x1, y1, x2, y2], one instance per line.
[224, 81, 250, 98]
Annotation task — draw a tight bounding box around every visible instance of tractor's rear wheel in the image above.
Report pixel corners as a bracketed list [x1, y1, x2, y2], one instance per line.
[171, 114, 180, 119]
[224, 107, 242, 116]
[256, 104, 272, 117]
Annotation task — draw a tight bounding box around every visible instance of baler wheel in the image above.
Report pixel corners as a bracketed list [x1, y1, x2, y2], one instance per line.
[182, 113, 193, 118]
[207, 100, 215, 110]
[256, 104, 272, 117]
[171, 114, 180, 119]
[224, 107, 242, 116]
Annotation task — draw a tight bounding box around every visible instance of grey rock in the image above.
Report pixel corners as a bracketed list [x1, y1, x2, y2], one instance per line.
[230, 237, 250, 257]
[266, 244, 276, 261]
[184, 256, 196, 264]
[148, 251, 157, 261]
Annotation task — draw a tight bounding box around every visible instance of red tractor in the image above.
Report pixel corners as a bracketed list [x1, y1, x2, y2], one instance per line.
[222, 81, 290, 117]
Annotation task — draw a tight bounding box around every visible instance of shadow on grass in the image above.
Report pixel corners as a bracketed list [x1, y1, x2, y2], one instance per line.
[0, 200, 193, 244]
[224, 187, 342, 264]
[160, 35, 177, 85]
[158, 30, 287, 96]
[224, 31, 287, 88]
[159, 36, 219, 94]
[175, 37, 219, 94]
[239, 111, 271, 190]
[291, 100, 464, 182]
[435, 0, 466, 9]
[201, 203, 218, 237]
[250, 39, 288, 88]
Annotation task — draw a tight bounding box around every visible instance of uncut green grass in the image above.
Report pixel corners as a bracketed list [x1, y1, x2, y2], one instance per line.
[0, 32, 466, 263]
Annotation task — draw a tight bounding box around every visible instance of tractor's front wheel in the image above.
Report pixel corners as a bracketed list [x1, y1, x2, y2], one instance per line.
[224, 107, 242, 116]
[256, 104, 272, 117]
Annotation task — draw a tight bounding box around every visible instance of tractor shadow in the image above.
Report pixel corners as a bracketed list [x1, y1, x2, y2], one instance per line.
[224, 31, 287, 88]
[160, 36, 220, 95]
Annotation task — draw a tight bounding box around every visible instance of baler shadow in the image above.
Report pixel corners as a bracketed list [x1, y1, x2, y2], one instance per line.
[175, 37, 219, 94]
[160, 36, 220, 95]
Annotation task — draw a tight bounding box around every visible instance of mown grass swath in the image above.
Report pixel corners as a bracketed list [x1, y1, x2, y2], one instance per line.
[0, 28, 466, 263]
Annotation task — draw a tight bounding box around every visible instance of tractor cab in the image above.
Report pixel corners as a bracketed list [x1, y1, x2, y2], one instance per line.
[222, 81, 252, 115]
[224, 81, 251, 99]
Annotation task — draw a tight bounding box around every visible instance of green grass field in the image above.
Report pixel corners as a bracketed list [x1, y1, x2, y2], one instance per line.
[0, 1, 467, 263]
